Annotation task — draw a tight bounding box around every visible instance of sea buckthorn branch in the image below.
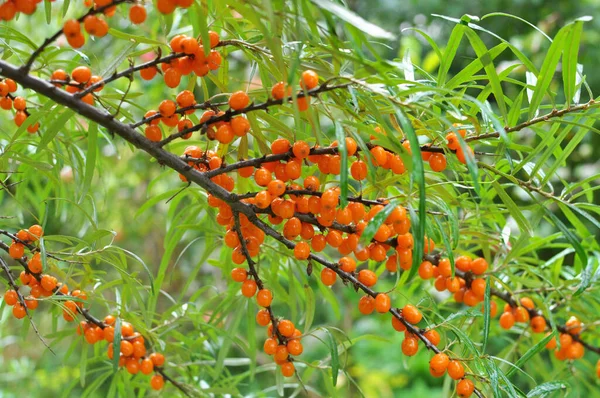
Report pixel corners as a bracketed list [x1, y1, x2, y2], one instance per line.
[0, 237, 194, 396]
[0, 255, 53, 351]
[76, 39, 258, 98]
[465, 99, 599, 142]
[23, 0, 134, 72]
[0, 229, 78, 263]
[231, 211, 286, 343]
[423, 252, 600, 356]
[157, 82, 354, 147]
[244, 213, 485, 398]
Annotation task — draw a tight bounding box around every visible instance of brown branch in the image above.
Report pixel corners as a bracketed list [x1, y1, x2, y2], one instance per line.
[23, 0, 133, 72]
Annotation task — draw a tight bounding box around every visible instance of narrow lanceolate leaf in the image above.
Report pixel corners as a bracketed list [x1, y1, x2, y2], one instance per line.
[464, 28, 508, 123]
[334, 122, 348, 208]
[311, 0, 396, 40]
[80, 122, 97, 204]
[574, 255, 597, 297]
[507, 328, 556, 377]
[482, 277, 492, 351]
[437, 22, 466, 86]
[526, 381, 569, 397]
[394, 108, 425, 278]
[491, 180, 533, 235]
[562, 21, 584, 105]
[304, 285, 315, 333]
[528, 24, 571, 119]
[324, 329, 339, 386]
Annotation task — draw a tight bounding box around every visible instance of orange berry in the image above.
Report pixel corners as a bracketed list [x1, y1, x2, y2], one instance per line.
[294, 241, 310, 260]
[287, 339, 303, 356]
[129, 4, 146, 24]
[264, 338, 277, 355]
[514, 307, 530, 323]
[256, 289, 273, 307]
[156, 0, 176, 14]
[271, 82, 291, 100]
[4, 290, 18, 306]
[292, 140, 310, 159]
[423, 329, 441, 346]
[229, 91, 250, 110]
[278, 320, 295, 337]
[429, 153, 447, 172]
[13, 303, 26, 319]
[150, 374, 164, 390]
[457, 379, 475, 397]
[149, 352, 165, 367]
[158, 100, 176, 117]
[256, 309, 271, 326]
[392, 316, 406, 332]
[72, 66, 91, 84]
[401, 336, 419, 356]
[429, 352, 450, 373]
[321, 268, 337, 286]
[402, 304, 422, 324]
[231, 268, 247, 282]
[357, 269, 377, 287]
[471, 257, 488, 275]
[375, 293, 391, 313]
[358, 295, 375, 315]
[565, 316, 582, 335]
[40, 275, 57, 291]
[9, 242, 24, 259]
[530, 316, 546, 333]
[447, 360, 465, 380]
[241, 279, 258, 297]
[499, 311, 515, 329]
[301, 70, 319, 90]
[280, 361, 295, 377]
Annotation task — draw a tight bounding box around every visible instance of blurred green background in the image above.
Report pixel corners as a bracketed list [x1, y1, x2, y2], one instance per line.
[0, 0, 599, 397]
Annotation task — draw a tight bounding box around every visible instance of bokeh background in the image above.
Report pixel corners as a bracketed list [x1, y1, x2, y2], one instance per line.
[1, 1, 599, 397]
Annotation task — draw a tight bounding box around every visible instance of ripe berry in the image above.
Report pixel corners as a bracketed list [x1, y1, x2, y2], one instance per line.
[423, 329, 441, 346]
[530, 316, 546, 333]
[430, 353, 450, 373]
[158, 100, 176, 117]
[274, 345, 288, 362]
[278, 320, 295, 337]
[280, 361, 295, 377]
[456, 379, 474, 397]
[287, 339, 303, 356]
[9, 242, 24, 259]
[499, 311, 515, 329]
[264, 338, 277, 355]
[402, 304, 422, 324]
[13, 303, 26, 319]
[129, 4, 147, 24]
[358, 295, 375, 315]
[429, 153, 447, 172]
[271, 82, 291, 100]
[447, 360, 465, 379]
[256, 309, 271, 326]
[292, 140, 310, 159]
[294, 241, 310, 260]
[150, 374, 164, 390]
[256, 289, 273, 307]
[4, 290, 18, 306]
[241, 279, 258, 297]
[301, 70, 319, 90]
[229, 91, 250, 110]
[321, 268, 337, 286]
[72, 66, 92, 84]
[565, 316, 582, 335]
[231, 268, 248, 282]
[471, 257, 488, 275]
[392, 316, 406, 332]
[375, 293, 391, 313]
[401, 336, 419, 356]
[357, 269, 377, 287]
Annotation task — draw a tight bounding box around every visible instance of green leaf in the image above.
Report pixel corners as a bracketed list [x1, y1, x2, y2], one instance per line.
[80, 122, 97, 203]
[562, 21, 584, 104]
[36, 109, 75, 152]
[526, 381, 568, 397]
[436, 20, 465, 85]
[490, 180, 533, 235]
[334, 122, 348, 208]
[108, 29, 165, 46]
[304, 285, 315, 334]
[507, 332, 555, 377]
[528, 24, 571, 119]
[324, 328, 339, 386]
[311, 0, 396, 40]
[574, 255, 597, 297]
[482, 276, 491, 351]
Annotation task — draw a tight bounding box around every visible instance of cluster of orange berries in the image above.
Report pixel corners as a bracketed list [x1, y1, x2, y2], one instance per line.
[0, 78, 39, 133]
[498, 297, 546, 332]
[424, 256, 489, 308]
[0, 0, 40, 20]
[77, 316, 166, 390]
[230, 268, 302, 377]
[444, 124, 474, 164]
[3, 225, 167, 390]
[391, 304, 476, 396]
[139, 32, 222, 88]
[50, 66, 102, 105]
[543, 316, 586, 361]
